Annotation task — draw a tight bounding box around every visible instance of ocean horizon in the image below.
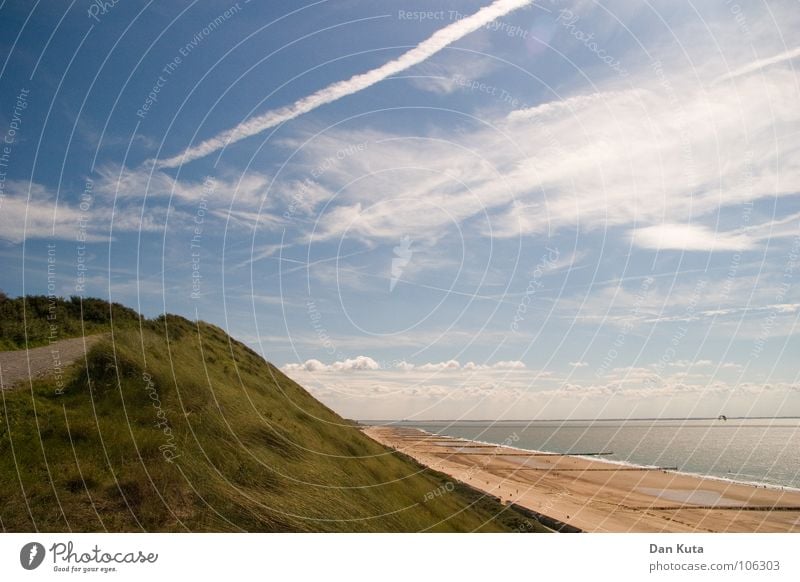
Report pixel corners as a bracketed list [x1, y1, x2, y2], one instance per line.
[371, 418, 800, 490]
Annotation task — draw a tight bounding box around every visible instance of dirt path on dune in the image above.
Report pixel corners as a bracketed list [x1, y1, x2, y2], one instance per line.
[0, 335, 103, 390]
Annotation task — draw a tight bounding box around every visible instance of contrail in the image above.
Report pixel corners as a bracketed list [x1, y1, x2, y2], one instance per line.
[714, 45, 800, 83]
[156, 0, 532, 169]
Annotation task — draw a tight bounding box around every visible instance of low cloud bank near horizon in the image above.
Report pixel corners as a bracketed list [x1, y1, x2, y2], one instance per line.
[282, 356, 527, 372]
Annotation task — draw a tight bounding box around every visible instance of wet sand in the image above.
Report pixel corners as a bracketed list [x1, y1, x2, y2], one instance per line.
[364, 425, 800, 533]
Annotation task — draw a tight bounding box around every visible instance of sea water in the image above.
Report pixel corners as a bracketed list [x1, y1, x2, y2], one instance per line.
[392, 418, 800, 489]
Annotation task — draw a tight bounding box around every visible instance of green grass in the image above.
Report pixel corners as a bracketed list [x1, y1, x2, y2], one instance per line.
[0, 300, 547, 532]
[0, 293, 141, 350]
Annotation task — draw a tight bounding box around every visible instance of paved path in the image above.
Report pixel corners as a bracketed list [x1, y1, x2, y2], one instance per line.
[0, 335, 103, 390]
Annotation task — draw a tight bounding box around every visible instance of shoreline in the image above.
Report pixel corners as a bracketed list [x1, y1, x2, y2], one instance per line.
[376, 421, 800, 492]
[364, 425, 800, 533]
[460, 433, 800, 494]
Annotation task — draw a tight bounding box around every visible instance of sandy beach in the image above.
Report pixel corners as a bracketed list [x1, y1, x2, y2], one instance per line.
[365, 425, 800, 533]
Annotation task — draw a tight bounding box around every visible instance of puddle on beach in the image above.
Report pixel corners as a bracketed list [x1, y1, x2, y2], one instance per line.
[637, 487, 739, 506]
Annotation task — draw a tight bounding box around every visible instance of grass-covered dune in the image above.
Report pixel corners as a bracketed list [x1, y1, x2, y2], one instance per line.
[0, 295, 545, 532]
[0, 292, 140, 351]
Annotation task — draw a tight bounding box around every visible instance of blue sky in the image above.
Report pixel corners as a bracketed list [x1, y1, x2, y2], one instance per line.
[2, 0, 799, 419]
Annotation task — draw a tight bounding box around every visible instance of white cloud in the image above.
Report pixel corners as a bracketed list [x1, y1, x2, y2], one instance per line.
[283, 356, 380, 372]
[419, 359, 462, 371]
[330, 356, 381, 371]
[94, 163, 271, 209]
[569, 361, 589, 368]
[282, 357, 527, 373]
[213, 208, 285, 231]
[289, 363, 800, 420]
[714, 45, 800, 83]
[463, 360, 526, 370]
[282, 60, 800, 250]
[0, 181, 97, 243]
[668, 359, 713, 368]
[0, 179, 169, 243]
[490, 360, 526, 369]
[630, 223, 753, 251]
[0, 163, 283, 244]
[282, 359, 328, 372]
[155, 0, 533, 169]
[409, 53, 500, 95]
